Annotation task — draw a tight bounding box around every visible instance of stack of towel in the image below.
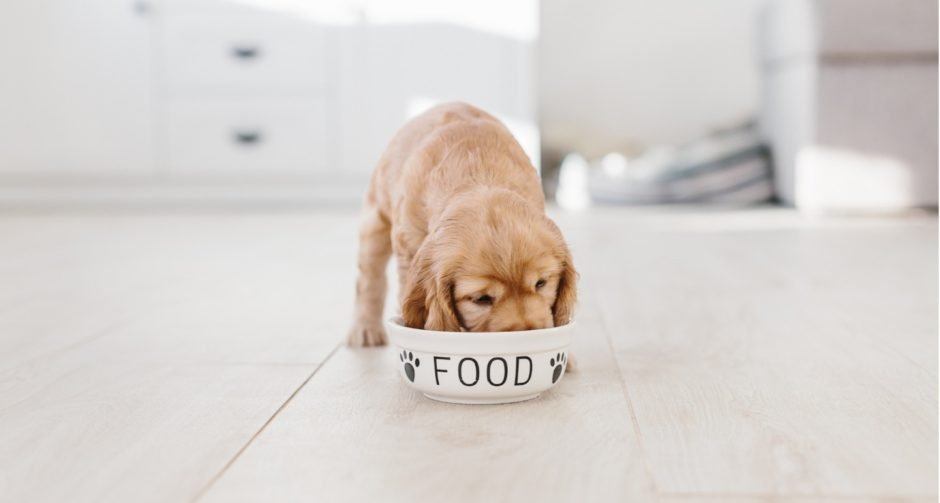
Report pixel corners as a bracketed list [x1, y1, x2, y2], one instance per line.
[586, 126, 773, 205]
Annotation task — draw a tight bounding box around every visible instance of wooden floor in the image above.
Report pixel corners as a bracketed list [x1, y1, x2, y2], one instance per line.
[0, 206, 936, 503]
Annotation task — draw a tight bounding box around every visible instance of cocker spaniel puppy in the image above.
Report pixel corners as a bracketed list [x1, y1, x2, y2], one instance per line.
[349, 102, 576, 346]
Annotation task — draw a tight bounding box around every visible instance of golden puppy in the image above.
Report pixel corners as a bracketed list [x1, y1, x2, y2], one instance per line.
[348, 102, 577, 346]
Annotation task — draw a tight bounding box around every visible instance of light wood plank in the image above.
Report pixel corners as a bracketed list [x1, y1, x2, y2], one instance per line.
[660, 496, 936, 503]
[0, 210, 353, 502]
[0, 358, 319, 503]
[589, 214, 937, 497]
[198, 317, 655, 503]
[0, 206, 935, 502]
[0, 211, 359, 368]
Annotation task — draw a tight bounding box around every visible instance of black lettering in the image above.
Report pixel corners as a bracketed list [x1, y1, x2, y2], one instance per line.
[514, 356, 532, 385]
[486, 357, 508, 386]
[433, 356, 450, 386]
[458, 357, 480, 386]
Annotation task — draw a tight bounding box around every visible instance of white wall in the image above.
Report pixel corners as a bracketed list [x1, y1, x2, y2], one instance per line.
[539, 0, 766, 156]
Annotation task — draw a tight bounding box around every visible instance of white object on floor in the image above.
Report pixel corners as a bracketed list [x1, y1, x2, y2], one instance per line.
[796, 145, 919, 214]
[386, 318, 574, 404]
[555, 152, 591, 210]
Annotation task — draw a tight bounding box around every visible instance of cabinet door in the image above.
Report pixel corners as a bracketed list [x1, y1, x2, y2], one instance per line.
[337, 23, 538, 176]
[0, 0, 154, 175]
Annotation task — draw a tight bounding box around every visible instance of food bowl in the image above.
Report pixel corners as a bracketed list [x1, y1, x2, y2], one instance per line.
[385, 317, 576, 404]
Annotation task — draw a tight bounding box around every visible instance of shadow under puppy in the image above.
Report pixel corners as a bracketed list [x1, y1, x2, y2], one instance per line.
[349, 102, 577, 368]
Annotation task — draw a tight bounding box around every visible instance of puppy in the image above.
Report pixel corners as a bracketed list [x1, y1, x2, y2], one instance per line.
[348, 102, 577, 348]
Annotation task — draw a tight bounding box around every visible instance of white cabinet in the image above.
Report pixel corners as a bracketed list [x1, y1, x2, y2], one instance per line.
[165, 98, 330, 177]
[0, 0, 155, 175]
[159, 8, 337, 178]
[336, 24, 538, 177]
[161, 14, 330, 94]
[0, 1, 538, 202]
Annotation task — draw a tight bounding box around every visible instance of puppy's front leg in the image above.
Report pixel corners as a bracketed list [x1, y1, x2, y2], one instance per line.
[348, 205, 392, 347]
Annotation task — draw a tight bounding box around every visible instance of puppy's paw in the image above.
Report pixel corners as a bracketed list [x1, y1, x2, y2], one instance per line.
[347, 319, 387, 347]
[565, 353, 577, 372]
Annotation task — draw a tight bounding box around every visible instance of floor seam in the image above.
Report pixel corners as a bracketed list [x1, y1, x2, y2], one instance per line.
[599, 303, 662, 499]
[189, 341, 343, 503]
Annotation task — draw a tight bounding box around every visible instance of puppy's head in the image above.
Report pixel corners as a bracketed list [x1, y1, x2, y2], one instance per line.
[402, 193, 576, 332]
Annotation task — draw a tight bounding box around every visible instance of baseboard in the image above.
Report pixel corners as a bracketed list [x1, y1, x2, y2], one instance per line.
[0, 181, 367, 208]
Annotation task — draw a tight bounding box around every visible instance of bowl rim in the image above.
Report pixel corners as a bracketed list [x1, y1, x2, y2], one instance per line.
[385, 317, 576, 355]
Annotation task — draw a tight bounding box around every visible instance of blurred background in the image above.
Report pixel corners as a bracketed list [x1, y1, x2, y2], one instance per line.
[1, 0, 935, 212]
[0, 3, 937, 501]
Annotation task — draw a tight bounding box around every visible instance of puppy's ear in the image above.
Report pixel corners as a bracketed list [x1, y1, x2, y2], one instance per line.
[401, 240, 461, 331]
[552, 244, 578, 327]
[401, 244, 432, 329]
[425, 279, 460, 331]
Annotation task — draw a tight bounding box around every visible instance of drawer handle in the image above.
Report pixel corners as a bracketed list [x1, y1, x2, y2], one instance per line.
[231, 45, 260, 60]
[233, 130, 262, 145]
[132, 1, 150, 15]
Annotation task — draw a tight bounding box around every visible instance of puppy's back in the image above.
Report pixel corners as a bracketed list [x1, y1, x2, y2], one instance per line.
[370, 102, 541, 219]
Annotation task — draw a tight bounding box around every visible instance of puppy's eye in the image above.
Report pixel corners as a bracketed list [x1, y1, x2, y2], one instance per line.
[535, 279, 547, 290]
[473, 294, 494, 306]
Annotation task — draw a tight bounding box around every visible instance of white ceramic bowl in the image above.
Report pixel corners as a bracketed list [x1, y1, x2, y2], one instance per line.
[386, 317, 575, 404]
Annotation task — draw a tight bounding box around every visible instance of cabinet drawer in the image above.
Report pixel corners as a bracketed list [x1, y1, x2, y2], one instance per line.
[162, 15, 328, 93]
[165, 99, 330, 176]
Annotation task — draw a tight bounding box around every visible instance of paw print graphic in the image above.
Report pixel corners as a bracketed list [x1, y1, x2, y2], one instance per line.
[400, 350, 420, 382]
[549, 352, 566, 384]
